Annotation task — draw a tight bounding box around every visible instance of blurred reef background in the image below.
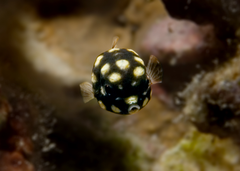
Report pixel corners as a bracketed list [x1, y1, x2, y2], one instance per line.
[0, 0, 240, 170]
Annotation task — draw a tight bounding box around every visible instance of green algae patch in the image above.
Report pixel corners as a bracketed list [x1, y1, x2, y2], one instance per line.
[159, 129, 240, 171]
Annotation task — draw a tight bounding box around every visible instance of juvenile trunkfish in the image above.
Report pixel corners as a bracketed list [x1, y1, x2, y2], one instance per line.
[80, 37, 163, 115]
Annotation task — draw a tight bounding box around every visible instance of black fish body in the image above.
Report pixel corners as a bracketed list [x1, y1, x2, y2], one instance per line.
[80, 37, 162, 115]
[92, 48, 151, 114]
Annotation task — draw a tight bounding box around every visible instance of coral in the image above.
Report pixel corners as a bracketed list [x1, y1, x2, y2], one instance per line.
[0, 91, 35, 171]
[157, 129, 240, 171]
[0, 152, 34, 171]
[0, 82, 55, 171]
[161, 0, 240, 33]
[140, 17, 218, 65]
[181, 53, 240, 139]
[139, 15, 225, 94]
[161, 0, 239, 63]
[162, 0, 240, 140]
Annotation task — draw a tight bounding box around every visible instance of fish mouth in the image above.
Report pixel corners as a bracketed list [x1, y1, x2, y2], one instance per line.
[128, 105, 140, 114]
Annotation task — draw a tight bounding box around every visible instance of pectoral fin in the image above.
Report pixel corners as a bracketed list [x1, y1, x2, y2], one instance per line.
[79, 82, 94, 103]
[146, 55, 163, 84]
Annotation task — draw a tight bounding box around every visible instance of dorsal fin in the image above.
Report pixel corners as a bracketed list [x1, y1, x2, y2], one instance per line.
[146, 55, 163, 84]
[111, 36, 119, 48]
[79, 82, 94, 103]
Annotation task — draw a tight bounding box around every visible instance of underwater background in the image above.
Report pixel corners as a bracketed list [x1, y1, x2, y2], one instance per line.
[0, 0, 240, 170]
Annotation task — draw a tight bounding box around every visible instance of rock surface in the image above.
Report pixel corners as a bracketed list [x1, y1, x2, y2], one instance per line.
[156, 129, 240, 171]
[181, 51, 240, 139]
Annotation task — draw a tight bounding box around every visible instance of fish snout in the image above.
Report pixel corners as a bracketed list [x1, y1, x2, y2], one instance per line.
[128, 105, 140, 114]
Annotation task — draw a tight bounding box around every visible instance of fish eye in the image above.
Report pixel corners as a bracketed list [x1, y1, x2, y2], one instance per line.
[128, 105, 140, 114]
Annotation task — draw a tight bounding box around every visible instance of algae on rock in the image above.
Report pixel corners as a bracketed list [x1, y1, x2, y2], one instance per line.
[158, 129, 240, 171]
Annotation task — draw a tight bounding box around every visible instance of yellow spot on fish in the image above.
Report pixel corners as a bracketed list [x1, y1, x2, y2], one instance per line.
[116, 59, 130, 70]
[125, 96, 138, 104]
[95, 55, 103, 67]
[111, 105, 121, 113]
[127, 49, 139, 56]
[101, 63, 110, 75]
[101, 86, 106, 95]
[108, 48, 120, 53]
[118, 85, 123, 89]
[131, 81, 137, 86]
[98, 101, 106, 110]
[133, 67, 145, 77]
[143, 98, 149, 107]
[134, 57, 144, 65]
[109, 73, 121, 82]
[91, 73, 97, 83]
